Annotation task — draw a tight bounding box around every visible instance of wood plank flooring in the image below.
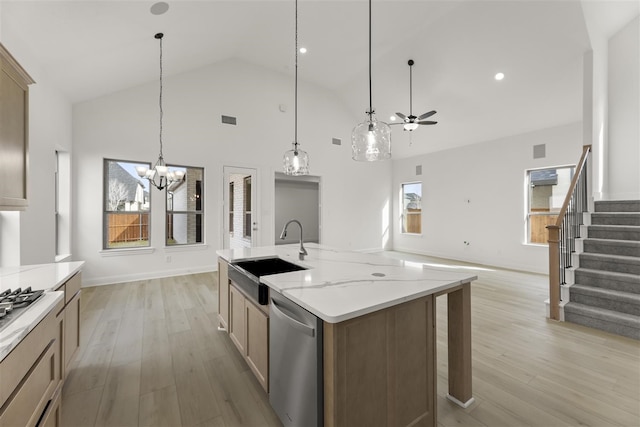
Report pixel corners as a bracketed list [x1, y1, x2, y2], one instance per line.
[61, 254, 640, 427]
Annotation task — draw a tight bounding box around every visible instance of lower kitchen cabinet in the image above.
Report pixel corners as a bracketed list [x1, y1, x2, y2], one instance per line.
[0, 298, 63, 427]
[38, 384, 62, 427]
[54, 272, 81, 380]
[218, 259, 229, 330]
[227, 281, 269, 392]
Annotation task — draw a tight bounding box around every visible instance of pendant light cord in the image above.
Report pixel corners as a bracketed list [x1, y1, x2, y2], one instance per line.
[157, 33, 164, 159]
[294, 0, 298, 151]
[368, 0, 373, 117]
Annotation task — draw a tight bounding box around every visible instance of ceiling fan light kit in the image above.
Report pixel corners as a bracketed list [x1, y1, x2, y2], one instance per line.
[283, 0, 310, 176]
[351, 0, 391, 162]
[392, 59, 438, 132]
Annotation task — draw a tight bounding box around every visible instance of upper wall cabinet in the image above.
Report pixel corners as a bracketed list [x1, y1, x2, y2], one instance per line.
[0, 43, 34, 211]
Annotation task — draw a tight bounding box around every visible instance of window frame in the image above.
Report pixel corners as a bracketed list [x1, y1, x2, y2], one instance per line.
[525, 164, 575, 245]
[165, 164, 205, 246]
[243, 176, 252, 238]
[401, 181, 423, 235]
[103, 158, 151, 250]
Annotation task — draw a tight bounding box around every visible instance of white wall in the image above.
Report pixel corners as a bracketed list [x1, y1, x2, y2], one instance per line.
[73, 59, 391, 285]
[392, 122, 582, 274]
[0, 21, 73, 266]
[275, 177, 320, 245]
[607, 16, 639, 200]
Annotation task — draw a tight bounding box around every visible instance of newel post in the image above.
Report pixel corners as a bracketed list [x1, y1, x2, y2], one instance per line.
[547, 224, 561, 320]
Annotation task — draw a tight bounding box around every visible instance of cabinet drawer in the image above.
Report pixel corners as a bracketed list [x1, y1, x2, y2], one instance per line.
[0, 299, 63, 408]
[64, 272, 81, 304]
[39, 383, 62, 427]
[0, 339, 60, 427]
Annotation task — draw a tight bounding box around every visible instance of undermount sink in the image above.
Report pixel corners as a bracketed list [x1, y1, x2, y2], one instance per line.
[232, 257, 307, 278]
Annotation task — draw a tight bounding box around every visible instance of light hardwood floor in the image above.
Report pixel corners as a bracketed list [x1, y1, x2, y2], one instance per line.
[61, 253, 640, 427]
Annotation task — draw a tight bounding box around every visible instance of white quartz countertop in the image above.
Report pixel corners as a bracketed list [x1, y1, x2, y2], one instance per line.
[0, 261, 84, 362]
[0, 261, 85, 293]
[217, 244, 476, 323]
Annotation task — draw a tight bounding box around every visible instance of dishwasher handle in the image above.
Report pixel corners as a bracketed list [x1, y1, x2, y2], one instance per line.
[271, 299, 315, 337]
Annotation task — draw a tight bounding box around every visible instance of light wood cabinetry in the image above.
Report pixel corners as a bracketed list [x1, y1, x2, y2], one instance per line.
[228, 284, 246, 354]
[0, 298, 64, 427]
[324, 294, 436, 427]
[54, 272, 82, 380]
[221, 261, 270, 393]
[218, 259, 229, 330]
[0, 42, 34, 211]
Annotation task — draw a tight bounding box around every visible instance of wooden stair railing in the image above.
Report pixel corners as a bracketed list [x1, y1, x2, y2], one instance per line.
[547, 145, 591, 320]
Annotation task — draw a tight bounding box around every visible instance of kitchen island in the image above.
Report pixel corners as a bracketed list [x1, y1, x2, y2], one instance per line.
[217, 244, 476, 427]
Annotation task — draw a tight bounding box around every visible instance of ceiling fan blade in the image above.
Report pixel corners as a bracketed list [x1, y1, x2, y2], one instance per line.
[389, 123, 404, 126]
[417, 121, 437, 125]
[418, 110, 436, 120]
[395, 112, 407, 120]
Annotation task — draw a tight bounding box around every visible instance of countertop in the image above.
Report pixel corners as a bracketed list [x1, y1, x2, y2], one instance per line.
[217, 244, 477, 323]
[0, 261, 84, 362]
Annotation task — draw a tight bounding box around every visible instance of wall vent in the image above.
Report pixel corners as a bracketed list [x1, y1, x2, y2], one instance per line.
[416, 165, 422, 176]
[332, 138, 342, 146]
[221, 115, 237, 125]
[533, 143, 545, 159]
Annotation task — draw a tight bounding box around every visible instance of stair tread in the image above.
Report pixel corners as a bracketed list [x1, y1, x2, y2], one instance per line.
[588, 224, 640, 229]
[584, 238, 640, 245]
[571, 284, 640, 302]
[575, 268, 640, 280]
[565, 302, 640, 323]
[580, 252, 640, 262]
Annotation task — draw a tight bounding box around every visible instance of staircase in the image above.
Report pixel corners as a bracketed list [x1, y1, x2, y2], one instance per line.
[564, 200, 640, 339]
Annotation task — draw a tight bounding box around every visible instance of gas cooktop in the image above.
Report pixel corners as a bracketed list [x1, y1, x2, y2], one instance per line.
[0, 287, 45, 332]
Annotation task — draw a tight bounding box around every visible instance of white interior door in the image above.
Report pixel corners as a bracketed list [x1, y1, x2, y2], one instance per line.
[223, 166, 258, 249]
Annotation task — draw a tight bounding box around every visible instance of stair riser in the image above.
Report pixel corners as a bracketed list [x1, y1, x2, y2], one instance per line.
[595, 201, 640, 212]
[564, 311, 640, 339]
[569, 292, 640, 316]
[579, 257, 640, 275]
[588, 229, 640, 241]
[591, 214, 640, 226]
[583, 241, 640, 257]
[574, 271, 640, 293]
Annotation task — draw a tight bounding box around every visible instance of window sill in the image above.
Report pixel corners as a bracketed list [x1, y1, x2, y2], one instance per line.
[400, 233, 423, 237]
[165, 244, 209, 252]
[100, 247, 155, 257]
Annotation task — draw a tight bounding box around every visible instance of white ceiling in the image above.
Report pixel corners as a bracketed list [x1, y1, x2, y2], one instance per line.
[1, 1, 637, 158]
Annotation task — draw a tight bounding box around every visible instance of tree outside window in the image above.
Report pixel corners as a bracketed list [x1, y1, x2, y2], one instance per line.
[402, 182, 422, 234]
[103, 159, 150, 249]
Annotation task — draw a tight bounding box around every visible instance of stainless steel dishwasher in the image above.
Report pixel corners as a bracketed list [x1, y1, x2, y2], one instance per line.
[269, 290, 323, 427]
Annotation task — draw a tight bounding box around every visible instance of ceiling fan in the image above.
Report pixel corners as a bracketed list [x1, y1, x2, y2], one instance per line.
[392, 59, 437, 131]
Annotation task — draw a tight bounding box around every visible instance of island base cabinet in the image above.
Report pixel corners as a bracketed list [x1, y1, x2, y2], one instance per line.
[323, 294, 436, 427]
[218, 259, 229, 330]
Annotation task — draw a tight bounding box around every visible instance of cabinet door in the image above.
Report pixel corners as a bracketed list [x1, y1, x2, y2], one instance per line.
[64, 291, 81, 373]
[39, 385, 62, 427]
[218, 259, 229, 330]
[246, 301, 269, 392]
[228, 285, 246, 354]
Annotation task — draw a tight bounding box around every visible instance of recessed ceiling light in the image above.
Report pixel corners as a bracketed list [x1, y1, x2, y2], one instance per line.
[150, 2, 169, 15]
[299, 47, 307, 54]
[495, 72, 505, 81]
[390, 116, 396, 121]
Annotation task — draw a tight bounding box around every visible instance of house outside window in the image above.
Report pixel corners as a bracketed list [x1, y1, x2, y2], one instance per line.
[166, 165, 204, 245]
[229, 182, 234, 234]
[526, 165, 575, 244]
[103, 159, 150, 249]
[402, 182, 422, 234]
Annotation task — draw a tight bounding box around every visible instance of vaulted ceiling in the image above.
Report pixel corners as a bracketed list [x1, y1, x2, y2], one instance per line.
[1, 1, 636, 158]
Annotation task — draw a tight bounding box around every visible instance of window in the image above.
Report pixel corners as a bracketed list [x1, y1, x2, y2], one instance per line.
[243, 176, 252, 238]
[526, 166, 575, 244]
[229, 182, 234, 234]
[401, 182, 422, 234]
[104, 159, 150, 249]
[166, 165, 204, 245]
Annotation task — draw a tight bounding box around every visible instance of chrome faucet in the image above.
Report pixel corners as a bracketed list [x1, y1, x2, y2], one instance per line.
[280, 219, 308, 260]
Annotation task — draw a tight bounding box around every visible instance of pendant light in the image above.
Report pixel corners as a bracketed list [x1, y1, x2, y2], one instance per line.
[136, 33, 184, 190]
[351, 0, 391, 161]
[283, 0, 310, 175]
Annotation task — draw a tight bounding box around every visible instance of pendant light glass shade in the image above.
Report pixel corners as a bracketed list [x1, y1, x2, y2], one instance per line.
[283, 142, 310, 175]
[351, 0, 390, 162]
[282, 0, 310, 175]
[352, 112, 391, 161]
